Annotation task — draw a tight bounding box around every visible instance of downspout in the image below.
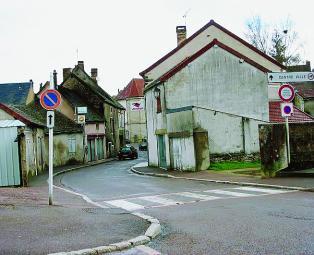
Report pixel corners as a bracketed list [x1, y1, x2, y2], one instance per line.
[241, 117, 246, 154]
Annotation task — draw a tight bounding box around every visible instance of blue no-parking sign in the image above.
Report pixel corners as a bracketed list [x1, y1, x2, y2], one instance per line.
[40, 89, 62, 110]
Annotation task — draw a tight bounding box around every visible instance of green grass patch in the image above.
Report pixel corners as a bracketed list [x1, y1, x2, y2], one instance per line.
[208, 161, 261, 171]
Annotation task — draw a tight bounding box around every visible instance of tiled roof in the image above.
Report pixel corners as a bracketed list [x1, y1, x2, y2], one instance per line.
[58, 87, 104, 122]
[269, 101, 314, 123]
[116, 78, 144, 100]
[292, 82, 314, 99]
[0, 102, 82, 134]
[66, 66, 125, 110]
[0, 82, 32, 105]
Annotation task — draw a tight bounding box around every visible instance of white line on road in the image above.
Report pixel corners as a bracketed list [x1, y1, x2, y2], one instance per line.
[136, 245, 161, 255]
[233, 186, 288, 194]
[178, 192, 220, 200]
[106, 199, 146, 211]
[138, 195, 181, 206]
[204, 189, 255, 197]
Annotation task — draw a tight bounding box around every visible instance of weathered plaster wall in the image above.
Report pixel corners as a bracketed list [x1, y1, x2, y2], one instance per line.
[45, 133, 84, 167]
[122, 97, 147, 142]
[145, 89, 161, 167]
[144, 25, 283, 81]
[57, 96, 75, 121]
[165, 47, 269, 121]
[85, 123, 105, 134]
[193, 107, 264, 154]
[0, 109, 15, 120]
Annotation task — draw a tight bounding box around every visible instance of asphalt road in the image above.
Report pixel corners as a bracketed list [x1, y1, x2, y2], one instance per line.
[59, 151, 314, 255]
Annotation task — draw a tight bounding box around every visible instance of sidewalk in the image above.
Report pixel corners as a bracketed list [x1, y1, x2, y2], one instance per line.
[132, 164, 314, 191]
[0, 160, 150, 255]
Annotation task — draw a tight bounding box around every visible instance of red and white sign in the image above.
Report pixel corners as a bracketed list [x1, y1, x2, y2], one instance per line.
[40, 89, 62, 110]
[131, 101, 144, 111]
[278, 84, 295, 102]
[281, 103, 294, 117]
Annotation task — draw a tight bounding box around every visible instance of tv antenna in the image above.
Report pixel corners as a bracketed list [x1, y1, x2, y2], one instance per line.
[182, 8, 191, 26]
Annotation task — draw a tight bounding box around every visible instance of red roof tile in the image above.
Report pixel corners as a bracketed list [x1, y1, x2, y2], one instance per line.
[269, 101, 314, 123]
[292, 83, 314, 99]
[116, 78, 144, 100]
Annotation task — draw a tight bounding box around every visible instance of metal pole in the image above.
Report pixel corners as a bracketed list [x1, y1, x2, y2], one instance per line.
[48, 73, 54, 205]
[48, 127, 53, 205]
[285, 117, 290, 164]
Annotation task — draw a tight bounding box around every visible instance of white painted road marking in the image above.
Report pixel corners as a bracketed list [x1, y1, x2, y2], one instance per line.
[205, 189, 255, 197]
[106, 199, 145, 211]
[103, 187, 292, 212]
[234, 186, 288, 194]
[138, 195, 180, 206]
[178, 192, 219, 200]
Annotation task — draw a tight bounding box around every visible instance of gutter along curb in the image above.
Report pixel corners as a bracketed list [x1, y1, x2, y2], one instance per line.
[130, 167, 313, 192]
[48, 161, 161, 255]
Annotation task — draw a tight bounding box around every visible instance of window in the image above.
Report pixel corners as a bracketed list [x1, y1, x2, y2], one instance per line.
[68, 137, 76, 153]
[156, 96, 162, 113]
[96, 123, 99, 131]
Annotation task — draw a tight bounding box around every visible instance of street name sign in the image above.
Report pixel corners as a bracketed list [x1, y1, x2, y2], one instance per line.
[278, 84, 295, 102]
[268, 72, 314, 83]
[40, 89, 62, 110]
[47, 111, 55, 128]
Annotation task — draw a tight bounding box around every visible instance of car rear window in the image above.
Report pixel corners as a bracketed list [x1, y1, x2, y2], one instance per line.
[121, 148, 131, 152]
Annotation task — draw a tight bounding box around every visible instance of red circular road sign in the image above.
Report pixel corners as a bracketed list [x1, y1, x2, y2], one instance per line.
[278, 84, 295, 102]
[40, 89, 62, 110]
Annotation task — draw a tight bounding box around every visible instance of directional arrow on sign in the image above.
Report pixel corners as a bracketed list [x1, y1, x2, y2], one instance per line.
[47, 111, 55, 128]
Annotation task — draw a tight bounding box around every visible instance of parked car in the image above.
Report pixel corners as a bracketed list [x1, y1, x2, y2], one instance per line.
[118, 146, 138, 160]
[139, 141, 147, 151]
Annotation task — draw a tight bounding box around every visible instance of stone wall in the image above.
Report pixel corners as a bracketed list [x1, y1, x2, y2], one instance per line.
[259, 122, 314, 177]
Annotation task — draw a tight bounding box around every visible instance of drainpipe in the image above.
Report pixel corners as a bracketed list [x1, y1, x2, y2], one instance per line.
[241, 117, 246, 154]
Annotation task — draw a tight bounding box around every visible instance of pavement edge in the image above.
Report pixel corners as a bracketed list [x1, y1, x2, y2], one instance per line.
[48, 161, 161, 255]
[130, 166, 313, 192]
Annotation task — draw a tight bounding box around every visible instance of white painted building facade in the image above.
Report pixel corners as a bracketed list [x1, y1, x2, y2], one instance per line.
[141, 20, 285, 171]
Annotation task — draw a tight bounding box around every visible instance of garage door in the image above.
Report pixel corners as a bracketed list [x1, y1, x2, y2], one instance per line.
[0, 127, 21, 186]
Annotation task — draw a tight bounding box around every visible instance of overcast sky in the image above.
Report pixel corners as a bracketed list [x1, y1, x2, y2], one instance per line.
[1, 0, 313, 95]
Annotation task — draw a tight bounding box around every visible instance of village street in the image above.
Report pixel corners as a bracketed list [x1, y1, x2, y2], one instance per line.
[56, 151, 314, 255]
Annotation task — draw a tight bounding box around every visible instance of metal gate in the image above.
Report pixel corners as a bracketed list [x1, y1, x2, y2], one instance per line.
[0, 126, 21, 186]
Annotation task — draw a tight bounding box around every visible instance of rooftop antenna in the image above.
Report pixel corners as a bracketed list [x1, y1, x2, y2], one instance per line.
[76, 48, 79, 61]
[182, 8, 191, 26]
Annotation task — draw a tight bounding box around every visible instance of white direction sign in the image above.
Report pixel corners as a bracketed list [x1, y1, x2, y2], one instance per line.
[268, 72, 314, 83]
[47, 111, 55, 128]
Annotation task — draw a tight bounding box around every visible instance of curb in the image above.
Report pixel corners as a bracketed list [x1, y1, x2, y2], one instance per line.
[48, 161, 161, 255]
[130, 167, 314, 192]
[53, 158, 117, 178]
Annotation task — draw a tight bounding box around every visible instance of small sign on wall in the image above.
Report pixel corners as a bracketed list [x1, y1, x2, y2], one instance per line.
[131, 101, 144, 111]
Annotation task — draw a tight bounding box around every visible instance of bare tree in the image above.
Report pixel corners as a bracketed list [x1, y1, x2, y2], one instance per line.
[245, 16, 302, 66]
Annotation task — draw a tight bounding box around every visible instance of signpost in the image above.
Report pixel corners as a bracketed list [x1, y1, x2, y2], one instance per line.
[268, 71, 314, 83]
[278, 84, 295, 164]
[40, 74, 62, 205]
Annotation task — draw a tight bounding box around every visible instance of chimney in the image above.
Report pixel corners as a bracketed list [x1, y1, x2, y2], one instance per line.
[53, 70, 58, 88]
[78, 60, 84, 70]
[63, 68, 72, 81]
[176, 26, 187, 45]
[91, 68, 98, 81]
